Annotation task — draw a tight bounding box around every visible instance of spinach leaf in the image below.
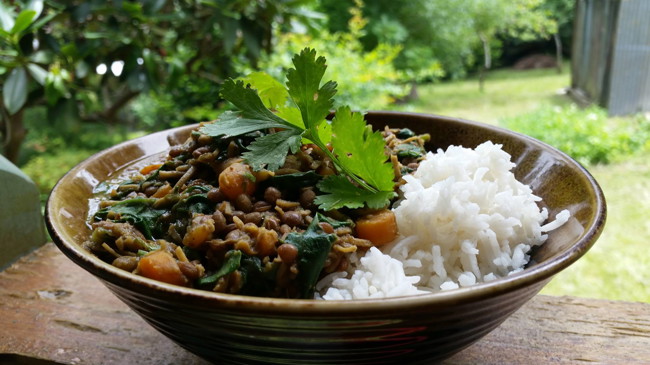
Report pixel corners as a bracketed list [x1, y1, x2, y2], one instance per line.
[283, 216, 337, 298]
[185, 185, 211, 194]
[395, 143, 425, 159]
[196, 250, 242, 286]
[264, 170, 322, 190]
[238, 255, 278, 297]
[396, 128, 416, 139]
[171, 193, 213, 216]
[315, 213, 353, 229]
[94, 198, 165, 239]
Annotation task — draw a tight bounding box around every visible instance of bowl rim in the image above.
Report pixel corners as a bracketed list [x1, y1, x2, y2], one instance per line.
[45, 110, 607, 314]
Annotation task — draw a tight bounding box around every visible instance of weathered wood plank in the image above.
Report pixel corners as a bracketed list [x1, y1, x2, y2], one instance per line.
[0, 243, 207, 365]
[1, 243, 649, 364]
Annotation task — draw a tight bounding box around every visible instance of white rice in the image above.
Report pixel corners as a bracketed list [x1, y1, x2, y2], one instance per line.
[317, 141, 570, 300]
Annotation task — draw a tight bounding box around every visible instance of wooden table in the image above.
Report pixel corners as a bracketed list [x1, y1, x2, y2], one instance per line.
[1, 243, 649, 364]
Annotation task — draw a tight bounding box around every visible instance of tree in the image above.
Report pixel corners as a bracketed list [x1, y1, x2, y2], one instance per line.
[0, 0, 319, 163]
[470, 0, 557, 91]
[538, 0, 575, 73]
[319, 0, 559, 90]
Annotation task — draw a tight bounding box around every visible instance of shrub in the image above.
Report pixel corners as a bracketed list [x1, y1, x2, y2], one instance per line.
[501, 104, 650, 165]
[21, 148, 97, 197]
[249, 7, 408, 111]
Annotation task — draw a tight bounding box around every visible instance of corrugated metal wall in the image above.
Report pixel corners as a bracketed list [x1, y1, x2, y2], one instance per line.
[571, 0, 650, 116]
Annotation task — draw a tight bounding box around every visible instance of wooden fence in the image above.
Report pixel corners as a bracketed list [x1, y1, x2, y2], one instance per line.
[571, 0, 650, 116]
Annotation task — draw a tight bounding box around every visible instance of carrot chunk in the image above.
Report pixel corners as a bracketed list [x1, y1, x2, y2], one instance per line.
[152, 183, 172, 198]
[137, 250, 188, 286]
[140, 163, 163, 175]
[218, 162, 256, 200]
[355, 209, 398, 246]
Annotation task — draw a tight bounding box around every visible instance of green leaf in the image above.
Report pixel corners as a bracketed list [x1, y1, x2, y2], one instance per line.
[26, 63, 47, 85]
[315, 175, 396, 211]
[0, 3, 15, 32]
[44, 72, 68, 105]
[3, 67, 28, 115]
[276, 104, 305, 130]
[196, 250, 242, 286]
[395, 143, 425, 159]
[199, 111, 291, 138]
[331, 106, 395, 191]
[265, 170, 322, 190]
[220, 79, 296, 128]
[171, 194, 213, 217]
[314, 213, 353, 229]
[26, 0, 44, 19]
[27, 10, 57, 34]
[240, 71, 289, 110]
[286, 48, 337, 130]
[238, 255, 278, 297]
[84, 32, 109, 39]
[283, 216, 336, 298]
[94, 198, 165, 240]
[242, 129, 303, 171]
[10, 10, 36, 35]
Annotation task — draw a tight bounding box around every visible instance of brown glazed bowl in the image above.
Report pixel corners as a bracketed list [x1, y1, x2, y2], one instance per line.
[46, 111, 606, 364]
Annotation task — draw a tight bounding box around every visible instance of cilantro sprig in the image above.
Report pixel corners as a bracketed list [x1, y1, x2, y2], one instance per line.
[199, 47, 396, 210]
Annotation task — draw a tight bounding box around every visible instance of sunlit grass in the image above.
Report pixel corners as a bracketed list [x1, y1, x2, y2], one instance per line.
[541, 156, 650, 302]
[391, 65, 572, 124]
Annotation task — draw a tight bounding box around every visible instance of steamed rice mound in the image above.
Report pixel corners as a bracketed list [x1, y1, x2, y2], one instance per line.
[319, 141, 569, 299]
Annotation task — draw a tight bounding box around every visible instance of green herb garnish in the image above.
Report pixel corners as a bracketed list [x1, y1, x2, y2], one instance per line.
[199, 47, 396, 210]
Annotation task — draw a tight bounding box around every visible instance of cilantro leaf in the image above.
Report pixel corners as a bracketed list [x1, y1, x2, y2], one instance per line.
[315, 175, 396, 211]
[276, 105, 306, 129]
[286, 48, 337, 130]
[239, 72, 289, 110]
[242, 129, 303, 171]
[220, 79, 297, 128]
[331, 106, 395, 191]
[199, 111, 287, 138]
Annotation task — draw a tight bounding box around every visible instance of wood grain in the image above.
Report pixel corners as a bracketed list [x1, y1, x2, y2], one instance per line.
[1, 243, 648, 364]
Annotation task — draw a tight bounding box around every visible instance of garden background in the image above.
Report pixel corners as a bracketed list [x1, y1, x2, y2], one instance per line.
[2, 0, 649, 302]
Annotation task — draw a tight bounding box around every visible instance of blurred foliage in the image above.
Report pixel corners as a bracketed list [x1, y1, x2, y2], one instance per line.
[1, 0, 321, 162]
[19, 106, 146, 197]
[19, 105, 146, 165]
[250, 1, 409, 110]
[319, 0, 568, 81]
[501, 104, 650, 165]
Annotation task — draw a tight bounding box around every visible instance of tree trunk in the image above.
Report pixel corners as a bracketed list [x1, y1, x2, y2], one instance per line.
[2, 109, 26, 164]
[478, 33, 491, 92]
[408, 81, 418, 101]
[554, 32, 563, 74]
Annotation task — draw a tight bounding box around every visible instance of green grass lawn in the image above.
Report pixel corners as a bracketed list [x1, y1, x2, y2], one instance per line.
[393, 65, 573, 125]
[394, 65, 650, 303]
[541, 156, 650, 302]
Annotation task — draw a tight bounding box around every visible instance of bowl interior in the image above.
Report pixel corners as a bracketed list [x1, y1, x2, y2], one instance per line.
[45, 111, 606, 311]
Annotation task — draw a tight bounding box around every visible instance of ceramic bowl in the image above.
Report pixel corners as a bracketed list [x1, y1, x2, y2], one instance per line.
[46, 111, 606, 364]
